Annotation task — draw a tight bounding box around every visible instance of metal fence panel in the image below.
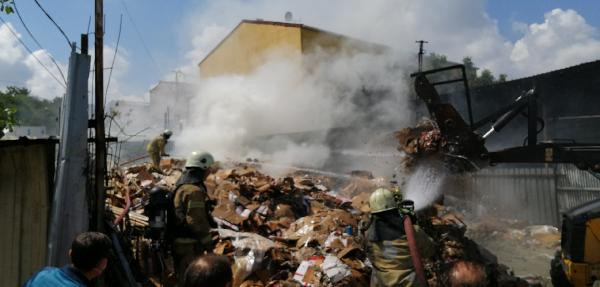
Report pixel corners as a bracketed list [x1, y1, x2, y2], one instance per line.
[556, 164, 600, 213]
[466, 164, 600, 227]
[468, 166, 560, 226]
[0, 140, 55, 286]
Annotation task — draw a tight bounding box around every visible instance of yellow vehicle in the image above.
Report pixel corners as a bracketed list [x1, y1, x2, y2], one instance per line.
[551, 198, 600, 286]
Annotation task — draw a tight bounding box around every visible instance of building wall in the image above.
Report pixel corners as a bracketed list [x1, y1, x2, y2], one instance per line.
[148, 81, 196, 134]
[199, 22, 303, 77]
[0, 140, 56, 286]
[300, 27, 385, 57]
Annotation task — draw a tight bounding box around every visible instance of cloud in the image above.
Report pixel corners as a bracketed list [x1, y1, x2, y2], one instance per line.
[102, 45, 131, 101]
[23, 49, 67, 99]
[0, 21, 132, 101]
[508, 9, 600, 77]
[0, 23, 24, 65]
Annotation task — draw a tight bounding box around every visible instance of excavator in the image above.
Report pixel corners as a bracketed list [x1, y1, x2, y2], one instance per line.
[410, 65, 600, 286]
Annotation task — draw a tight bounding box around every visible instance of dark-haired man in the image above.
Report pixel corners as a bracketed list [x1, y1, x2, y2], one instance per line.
[25, 232, 112, 287]
[182, 255, 232, 287]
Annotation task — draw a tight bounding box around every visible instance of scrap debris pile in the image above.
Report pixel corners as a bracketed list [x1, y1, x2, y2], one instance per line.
[394, 119, 444, 168]
[107, 158, 538, 286]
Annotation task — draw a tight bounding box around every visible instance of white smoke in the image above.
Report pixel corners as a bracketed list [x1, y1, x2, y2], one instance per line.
[173, 49, 413, 170]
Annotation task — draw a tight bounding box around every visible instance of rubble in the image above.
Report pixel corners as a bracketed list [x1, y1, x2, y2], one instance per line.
[394, 119, 444, 168]
[107, 159, 539, 286]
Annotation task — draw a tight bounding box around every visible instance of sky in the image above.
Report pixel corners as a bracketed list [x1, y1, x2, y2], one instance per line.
[0, 0, 599, 101]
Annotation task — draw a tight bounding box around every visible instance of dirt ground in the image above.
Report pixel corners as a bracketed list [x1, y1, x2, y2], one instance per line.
[472, 232, 556, 286]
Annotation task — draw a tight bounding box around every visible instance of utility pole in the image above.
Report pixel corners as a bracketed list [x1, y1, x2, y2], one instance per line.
[415, 40, 428, 72]
[94, 0, 106, 232]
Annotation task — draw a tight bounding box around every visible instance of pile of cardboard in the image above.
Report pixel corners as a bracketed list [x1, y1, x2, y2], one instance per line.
[107, 159, 537, 286]
[394, 119, 444, 168]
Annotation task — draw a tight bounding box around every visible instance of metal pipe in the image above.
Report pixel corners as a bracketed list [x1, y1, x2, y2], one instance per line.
[404, 216, 428, 286]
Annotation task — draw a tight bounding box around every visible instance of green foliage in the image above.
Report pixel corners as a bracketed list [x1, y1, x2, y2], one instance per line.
[498, 74, 508, 83]
[425, 54, 508, 88]
[0, 86, 61, 135]
[462, 56, 508, 88]
[427, 53, 450, 70]
[0, 106, 17, 132]
[0, 0, 14, 14]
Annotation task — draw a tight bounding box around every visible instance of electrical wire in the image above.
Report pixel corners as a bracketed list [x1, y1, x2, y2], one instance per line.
[0, 16, 66, 89]
[105, 14, 123, 104]
[13, 0, 67, 86]
[32, 0, 72, 48]
[118, 0, 159, 73]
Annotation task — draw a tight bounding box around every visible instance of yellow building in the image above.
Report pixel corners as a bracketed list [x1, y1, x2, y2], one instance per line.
[198, 19, 386, 78]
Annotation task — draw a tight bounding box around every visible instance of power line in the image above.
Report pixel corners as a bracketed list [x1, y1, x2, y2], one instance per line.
[13, 0, 67, 86]
[118, 0, 160, 73]
[105, 14, 123, 105]
[33, 0, 72, 48]
[0, 16, 66, 89]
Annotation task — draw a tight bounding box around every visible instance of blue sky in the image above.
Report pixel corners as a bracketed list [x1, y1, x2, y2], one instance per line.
[1, 0, 599, 100]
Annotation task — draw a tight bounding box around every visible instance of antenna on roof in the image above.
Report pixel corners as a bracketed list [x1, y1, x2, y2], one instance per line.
[284, 11, 293, 22]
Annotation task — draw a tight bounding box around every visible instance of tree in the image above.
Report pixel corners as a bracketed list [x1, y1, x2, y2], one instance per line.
[0, 86, 62, 135]
[427, 53, 450, 70]
[498, 74, 508, 83]
[0, 0, 14, 14]
[473, 69, 495, 87]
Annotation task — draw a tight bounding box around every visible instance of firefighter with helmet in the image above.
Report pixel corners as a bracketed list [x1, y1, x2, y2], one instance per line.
[146, 129, 173, 172]
[172, 151, 216, 284]
[364, 188, 435, 287]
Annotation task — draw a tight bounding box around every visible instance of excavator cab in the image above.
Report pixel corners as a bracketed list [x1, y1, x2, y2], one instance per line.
[551, 198, 600, 286]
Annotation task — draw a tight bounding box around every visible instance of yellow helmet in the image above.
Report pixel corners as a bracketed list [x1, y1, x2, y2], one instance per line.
[369, 188, 397, 213]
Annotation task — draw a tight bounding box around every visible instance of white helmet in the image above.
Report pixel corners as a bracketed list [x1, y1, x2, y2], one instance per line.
[185, 151, 214, 169]
[163, 129, 173, 138]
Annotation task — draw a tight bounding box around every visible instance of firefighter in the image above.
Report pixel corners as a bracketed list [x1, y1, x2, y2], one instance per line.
[172, 151, 216, 284]
[364, 188, 435, 287]
[147, 129, 172, 172]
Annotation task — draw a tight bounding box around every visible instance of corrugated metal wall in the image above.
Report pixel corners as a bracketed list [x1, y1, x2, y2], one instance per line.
[555, 164, 600, 213]
[0, 140, 56, 286]
[466, 165, 600, 227]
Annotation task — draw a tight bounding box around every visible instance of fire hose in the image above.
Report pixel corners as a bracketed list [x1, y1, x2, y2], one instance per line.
[404, 215, 428, 286]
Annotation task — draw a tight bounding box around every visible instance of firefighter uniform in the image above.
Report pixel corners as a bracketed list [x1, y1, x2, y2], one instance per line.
[365, 188, 435, 287]
[172, 183, 213, 280]
[171, 151, 215, 283]
[147, 135, 167, 170]
[366, 225, 434, 287]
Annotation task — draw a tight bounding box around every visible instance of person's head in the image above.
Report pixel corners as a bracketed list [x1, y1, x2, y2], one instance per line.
[185, 151, 214, 177]
[369, 188, 397, 214]
[162, 129, 173, 139]
[447, 261, 487, 287]
[69, 232, 112, 279]
[183, 255, 232, 287]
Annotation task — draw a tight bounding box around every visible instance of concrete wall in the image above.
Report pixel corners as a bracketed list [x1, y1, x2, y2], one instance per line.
[0, 140, 56, 286]
[199, 21, 303, 77]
